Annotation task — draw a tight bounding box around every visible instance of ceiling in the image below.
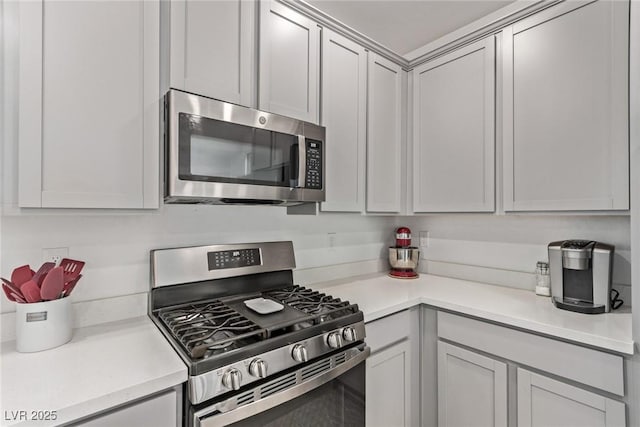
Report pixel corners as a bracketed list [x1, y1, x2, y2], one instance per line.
[306, 0, 516, 56]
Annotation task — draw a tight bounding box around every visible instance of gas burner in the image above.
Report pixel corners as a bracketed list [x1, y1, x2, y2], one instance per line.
[158, 299, 266, 359]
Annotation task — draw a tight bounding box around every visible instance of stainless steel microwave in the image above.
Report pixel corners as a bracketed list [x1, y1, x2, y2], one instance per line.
[164, 89, 325, 206]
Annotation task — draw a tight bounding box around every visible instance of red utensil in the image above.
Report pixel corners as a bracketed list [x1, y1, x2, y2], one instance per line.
[32, 262, 56, 287]
[20, 280, 42, 303]
[40, 266, 65, 301]
[62, 274, 82, 297]
[1, 278, 25, 300]
[11, 265, 33, 287]
[59, 259, 85, 283]
[2, 283, 17, 302]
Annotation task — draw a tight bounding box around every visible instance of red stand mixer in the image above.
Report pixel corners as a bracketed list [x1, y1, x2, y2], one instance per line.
[388, 227, 420, 279]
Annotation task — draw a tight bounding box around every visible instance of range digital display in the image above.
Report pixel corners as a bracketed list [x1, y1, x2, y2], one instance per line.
[207, 248, 261, 270]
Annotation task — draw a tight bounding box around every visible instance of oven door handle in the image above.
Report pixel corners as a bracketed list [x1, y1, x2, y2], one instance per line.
[195, 346, 370, 427]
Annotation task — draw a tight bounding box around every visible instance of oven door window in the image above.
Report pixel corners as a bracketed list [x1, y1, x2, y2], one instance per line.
[178, 113, 298, 187]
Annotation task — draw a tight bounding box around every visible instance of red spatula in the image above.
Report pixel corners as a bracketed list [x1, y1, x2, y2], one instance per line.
[32, 262, 56, 287]
[40, 266, 65, 301]
[59, 259, 85, 283]
[3, 283, 26, 303]
[21, 279, 42, 303]
[11, 265, 33, 287]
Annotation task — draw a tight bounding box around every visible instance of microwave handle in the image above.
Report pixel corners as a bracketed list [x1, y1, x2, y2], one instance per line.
[296, 135, 306, 188]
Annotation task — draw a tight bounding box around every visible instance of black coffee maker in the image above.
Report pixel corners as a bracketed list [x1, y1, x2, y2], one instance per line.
[548, 240, 615, 314]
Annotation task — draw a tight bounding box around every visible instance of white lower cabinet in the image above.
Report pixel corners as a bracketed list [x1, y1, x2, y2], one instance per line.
[72, 389, 179, 426]
[365, 309, 419, 427]
[366, 340, 412, 427]
[437, 341, 507, 427]
[517, 368, 626, 427]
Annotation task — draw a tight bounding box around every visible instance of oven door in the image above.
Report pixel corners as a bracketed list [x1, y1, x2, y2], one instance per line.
[192, 344, 369, 427]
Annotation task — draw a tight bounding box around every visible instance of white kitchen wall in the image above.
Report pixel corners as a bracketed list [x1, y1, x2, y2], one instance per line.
[0, 208, 394, 339]
[398, 214, 631, 294]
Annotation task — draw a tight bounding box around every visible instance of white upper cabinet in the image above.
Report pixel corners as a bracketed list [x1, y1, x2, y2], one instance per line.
[169, 0, 255, 106]
[259, 1, 320, 124]
[412, 37, 495, 213]
[18, 1, 160, 209]
[367, 53, 405, 213]
[502, 0, 629, 212]
[320, 29, 367, 213]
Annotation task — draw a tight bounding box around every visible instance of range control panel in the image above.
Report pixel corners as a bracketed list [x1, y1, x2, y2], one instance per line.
[305, 140, 323, 190]
[207, 248, 261, 270]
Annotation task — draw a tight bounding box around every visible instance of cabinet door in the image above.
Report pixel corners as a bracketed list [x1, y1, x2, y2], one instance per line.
[169, 0, 254, 106]
[503, 0, 629, 211]
[18, 1, 159, 209]
[438, 341, 507, 427]
[367, 53, 404, 213]
[366, 340, 412, 427]
[73, 389, 178, 427]
[517, 368, 625, 427]
[320, 29, 367, 212]
[413, 37, 495, 212]
[259, 0, 319, 123]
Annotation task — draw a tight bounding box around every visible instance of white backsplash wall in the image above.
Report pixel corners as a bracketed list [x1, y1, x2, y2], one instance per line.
[397, 215, 631, 293]
[0, 207, 394, 317]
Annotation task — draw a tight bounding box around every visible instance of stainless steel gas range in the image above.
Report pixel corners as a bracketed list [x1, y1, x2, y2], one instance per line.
[149, 241, 369, 426]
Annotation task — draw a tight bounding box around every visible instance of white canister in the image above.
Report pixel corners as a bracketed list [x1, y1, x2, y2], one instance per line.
[15, 296, 73, 353]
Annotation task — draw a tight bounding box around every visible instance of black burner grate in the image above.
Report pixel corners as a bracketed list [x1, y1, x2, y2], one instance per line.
[265, 286, 356, 317]
[158, 299, 267, 359]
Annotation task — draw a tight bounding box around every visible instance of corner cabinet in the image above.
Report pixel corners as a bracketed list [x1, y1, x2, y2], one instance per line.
[259, 0, 320, 124]
[168, 0, 255, 107]
[502, 0, 629, 211]
[412, 37, 495, 213]
[367, 53, 405, 213]
[437, 341, 507, 427]
[18, 0, 160, 209]
[517, 369, 625, 427]
[320, 29, 367, 213]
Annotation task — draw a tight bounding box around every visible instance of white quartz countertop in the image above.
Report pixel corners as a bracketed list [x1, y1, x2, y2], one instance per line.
[0, 316, 187, 426]
[315, 273, 634, 355]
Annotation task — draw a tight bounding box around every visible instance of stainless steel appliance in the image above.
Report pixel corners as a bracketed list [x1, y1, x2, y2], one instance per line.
[548, 240, 616, 314]
[388, 227, 419, 279]
[165, 89, 325, 206]
[149, 241, 368, 426]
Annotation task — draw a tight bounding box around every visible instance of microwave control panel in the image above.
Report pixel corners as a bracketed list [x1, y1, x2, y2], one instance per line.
[305, 140, 323, 190]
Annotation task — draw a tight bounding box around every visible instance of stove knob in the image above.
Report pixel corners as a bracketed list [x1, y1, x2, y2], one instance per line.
[222, 368, 242, 391]
[291, 344, 308, 363]
[327, 332, 343, 349]
[342, 327, 357, 342]
[249, 359, 268, 378]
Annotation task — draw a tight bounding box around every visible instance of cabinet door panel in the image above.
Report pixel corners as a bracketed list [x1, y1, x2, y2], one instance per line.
[18, 0, 159, 208]
[366, 340, 411, 427]
[413, 37, 495, 212]
[320, 30, 367, 212]
[438, 341, 507, 427]
[517, 368, 625, 427]
[170, 0, 254, 106]
[367, 53, 403, 213]
[259, 1, 319, 123]
[503, 0, 629, 211]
